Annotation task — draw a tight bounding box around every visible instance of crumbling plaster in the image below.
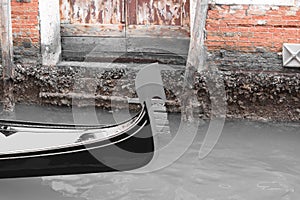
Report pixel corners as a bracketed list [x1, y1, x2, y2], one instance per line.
[39, 0, 61, 66]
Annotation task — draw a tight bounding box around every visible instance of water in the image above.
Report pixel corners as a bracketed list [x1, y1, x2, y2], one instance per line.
[0, 104, 299, 200]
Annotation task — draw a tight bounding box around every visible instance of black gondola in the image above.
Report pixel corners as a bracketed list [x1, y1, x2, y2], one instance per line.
[0, 104, 154, 179]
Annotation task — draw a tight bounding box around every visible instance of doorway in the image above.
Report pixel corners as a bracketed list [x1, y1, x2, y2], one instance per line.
[59, 0, 191, 64]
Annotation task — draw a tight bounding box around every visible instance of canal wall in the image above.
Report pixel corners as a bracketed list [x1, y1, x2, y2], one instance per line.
[0, 63, 298, 122]
[1, 1, 300, 121]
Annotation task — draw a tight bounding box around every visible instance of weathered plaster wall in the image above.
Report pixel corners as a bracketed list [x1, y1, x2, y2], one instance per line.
[190, 0, 197, 31]
[39, 0, 61, 66]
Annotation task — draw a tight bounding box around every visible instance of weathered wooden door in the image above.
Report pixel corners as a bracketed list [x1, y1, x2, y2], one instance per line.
[127, 0, 190, 38]
[60, 0, 190, 63]
[60, 0, 126, 37]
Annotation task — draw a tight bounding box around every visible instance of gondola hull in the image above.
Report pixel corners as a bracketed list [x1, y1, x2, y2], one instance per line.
[0, 107, 154, 179]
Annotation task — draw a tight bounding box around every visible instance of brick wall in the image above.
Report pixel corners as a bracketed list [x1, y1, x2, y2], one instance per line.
[11, 0, 40, 64]
[206, 4, 300, 53]
[2, 1, 300, 68]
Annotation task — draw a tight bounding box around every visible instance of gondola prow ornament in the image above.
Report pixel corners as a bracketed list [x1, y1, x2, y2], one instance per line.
[135, 63, 170, 136]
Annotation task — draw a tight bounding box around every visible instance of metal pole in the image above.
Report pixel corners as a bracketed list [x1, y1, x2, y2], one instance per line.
[0, 0, 15, 114]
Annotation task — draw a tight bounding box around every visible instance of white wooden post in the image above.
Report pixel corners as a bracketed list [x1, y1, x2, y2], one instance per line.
[39, 0, 62, 66]
[187, 0, 209, 71]
[182, 0, 209, 121]
[0, 0, 15, 113]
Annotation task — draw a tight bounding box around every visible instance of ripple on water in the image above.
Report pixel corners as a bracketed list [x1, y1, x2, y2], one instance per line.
[40, 119, 300, 200]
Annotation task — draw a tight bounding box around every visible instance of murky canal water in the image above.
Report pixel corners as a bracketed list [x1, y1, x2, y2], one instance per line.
[0, 104, 299, 200]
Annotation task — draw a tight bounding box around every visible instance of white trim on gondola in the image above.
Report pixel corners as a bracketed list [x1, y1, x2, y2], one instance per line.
[0, 119, 148, 160]
[0, 107, 146, 157]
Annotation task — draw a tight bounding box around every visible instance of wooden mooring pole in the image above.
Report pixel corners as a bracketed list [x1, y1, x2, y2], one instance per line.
[0, 0, 15, 114]
[187, 0, 209, 71]
[182, 0, 209, 121]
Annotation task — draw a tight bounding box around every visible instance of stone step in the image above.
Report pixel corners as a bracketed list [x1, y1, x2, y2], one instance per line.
[57, 61, 186, 71]
[61, 37, 189, 65]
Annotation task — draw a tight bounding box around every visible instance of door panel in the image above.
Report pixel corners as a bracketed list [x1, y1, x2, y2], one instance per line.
[60, 0, 125, 37]
[127, 0, 190, 38]
[60, 0, 190, 63]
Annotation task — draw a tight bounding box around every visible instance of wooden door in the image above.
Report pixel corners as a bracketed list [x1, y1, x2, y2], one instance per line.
[127, 0, 190, 38]
[60, 0, 190, 63]
[60, 0, 126, 37]
[60, 0, 127, 61]
[125, 0, 190, 64]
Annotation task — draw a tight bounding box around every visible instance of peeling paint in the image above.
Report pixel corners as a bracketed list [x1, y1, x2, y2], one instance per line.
[135, 0, 190, 26]
[60, 0, 190, 27]
[60, 0, 190, 39]
[60, 0, 122, 24]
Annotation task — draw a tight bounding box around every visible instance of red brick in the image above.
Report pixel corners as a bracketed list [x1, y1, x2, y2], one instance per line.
[252, 26, 270, 32]
[206, 35, 224, 41]
[282, 16, 299, 21]
[11, 0, 39, 46]
[206, 4, 300, 52]
[206, 24, 220, 32]
[238, 46, 256, 52]
[251, 15, 267, 20]
[232, 10, 247, 18]
[286, 20, 300, 27]
[253, 32, 273, 38]
[206, 41, 226, 47]
[236, 41, 253, 47]
[220, 5, 230, 11]
[225, 41, 236, 46]
[207, 10, 221, 19]
[238, 36, 250, 42]
[221, 27, 239, 33]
